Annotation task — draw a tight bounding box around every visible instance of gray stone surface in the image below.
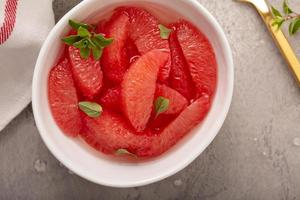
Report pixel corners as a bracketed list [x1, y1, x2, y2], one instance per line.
[1, 0, 300, 199]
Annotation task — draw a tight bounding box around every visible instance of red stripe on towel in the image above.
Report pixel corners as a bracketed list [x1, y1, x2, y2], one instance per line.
[0, 0, 18, 45]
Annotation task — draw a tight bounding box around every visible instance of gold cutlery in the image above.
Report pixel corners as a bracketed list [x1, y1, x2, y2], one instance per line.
[236, 0, 300, 85]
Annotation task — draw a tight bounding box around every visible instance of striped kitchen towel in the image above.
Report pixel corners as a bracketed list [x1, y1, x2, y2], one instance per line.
[0, 0, 54, 130]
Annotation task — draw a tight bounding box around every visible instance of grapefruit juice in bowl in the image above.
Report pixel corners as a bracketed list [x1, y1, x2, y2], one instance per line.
[32, 0, 233, 187]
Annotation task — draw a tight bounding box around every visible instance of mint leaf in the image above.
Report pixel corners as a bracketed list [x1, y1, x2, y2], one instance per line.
[92, 47, 103, 60]
[94, 34, 114, 47]
[159, 24, 172, 39]
[289, 18, 300, 35]
[271, 6, 282, 17]
[79, 101, 102, 117]
[154, 96, 169, 117]
[62, 35, 81, 45]
[69, 19, 90, 30]
[283, 0, 293, 14]
[115, 149, 137, 158]
[78, 27, 91, 38]
[80, 47, 90, 59]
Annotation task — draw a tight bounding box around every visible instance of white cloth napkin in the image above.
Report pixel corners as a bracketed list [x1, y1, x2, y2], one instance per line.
[0, 0, 54, 130]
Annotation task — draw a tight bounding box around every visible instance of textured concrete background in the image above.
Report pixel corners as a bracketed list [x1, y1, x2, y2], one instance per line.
[1, 0, 300, 199]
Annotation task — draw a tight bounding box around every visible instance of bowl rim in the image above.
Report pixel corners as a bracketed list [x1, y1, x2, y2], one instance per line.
[32, 0, 234, 188]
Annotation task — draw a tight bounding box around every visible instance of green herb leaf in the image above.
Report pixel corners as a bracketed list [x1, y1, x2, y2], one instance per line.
[80, 47, 90, 59]
[92, 47, 103, 60]
[79, 101, 102, 118]
[94, 34, 114, 47]
[270, 1, 300, 36]
[272, 17, 285, 29]
[283, 0, 293, 14]
[154, 96, 170, 117]
[115, 149, 137, 158]
[78, 26, 91, 38]
[91, 37, 102, 48]
[73, 38, 89, 49]
[69, 19, 90, 30]
[62, 35, 81, 45]
[65, 19, 114, 60]
[289, 18, 300, 35]
[159, 24, 172, 39]
[271, 6, 282, 17]
[87, 38, 97, 48]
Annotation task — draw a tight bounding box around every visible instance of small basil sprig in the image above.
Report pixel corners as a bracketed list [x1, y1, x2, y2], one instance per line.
[154, 96, 170, 118]
[62, 20, 113, 60]
[271, 0, 300, 35]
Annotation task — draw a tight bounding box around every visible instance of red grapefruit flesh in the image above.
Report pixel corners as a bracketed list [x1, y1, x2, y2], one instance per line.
[48, 58, 81, 137]
[96, 19, 107, 34]
[148, 114, 176, 134]
[174, 20, 217, 96]
[116, 7, 169, 54]
[126, 38, 140, 64]
[101, 13, 130, 84]
[81, 96, 210, 157]
[99, 87, 121, 111]
[68, 46, 103, 98]
[116, 7, 171, 82]
[156, 84, 188, 115]
[145, 96, 211, 156]
[81, 111, 152, 155]
[121, 49, 169, 132]
[168, 30, 195, 99]
[158, 58, 171, 83]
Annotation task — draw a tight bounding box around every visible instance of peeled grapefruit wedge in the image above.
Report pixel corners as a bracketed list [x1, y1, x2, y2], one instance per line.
[101, 13, 130, 84]
[81, 111, 152, 155]
[173, 20, 217, 96]
[168, 30, 195, 99]
[116, 7, 169, 54]
[48, 58, 81, 137]
[145, 96, 211, 157]
[81, 96, 210, 157]
[116, 7, 171, 82]
[121, 49, 169, 132]
[68, 46, 103, 98]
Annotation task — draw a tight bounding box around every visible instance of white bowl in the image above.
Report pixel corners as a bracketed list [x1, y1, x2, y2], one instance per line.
[32, 0, 233, 188]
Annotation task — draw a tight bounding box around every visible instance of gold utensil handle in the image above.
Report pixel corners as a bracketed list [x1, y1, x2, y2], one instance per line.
[252, 1, 300, 84]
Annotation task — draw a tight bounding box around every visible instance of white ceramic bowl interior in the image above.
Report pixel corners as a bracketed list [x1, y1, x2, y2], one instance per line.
[32, 0, 233, 187]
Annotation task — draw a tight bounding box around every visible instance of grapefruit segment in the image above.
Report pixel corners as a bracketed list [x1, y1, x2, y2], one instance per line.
[81, 111, 152, 155]
[68, 46, 103, 98]
[116, 7, 171, 82]
[81, 96, 210, 157]
[116, 6, 169, 54]
[174, 20, 217, 95]
[146, 96, 211, 156]
[168, 30, 195, 99]
[121, 49, 169, 132]
[101, 13, 130, 84]
[48, 58, 81, 137]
